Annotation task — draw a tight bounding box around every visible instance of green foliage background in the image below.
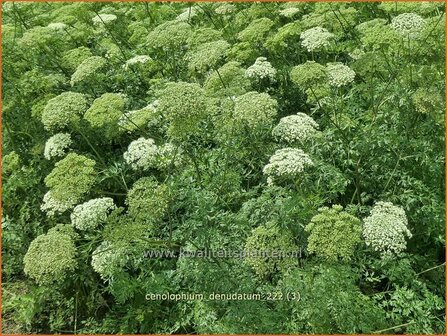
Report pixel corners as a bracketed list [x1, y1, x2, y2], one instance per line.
[1, 1, 445, 334]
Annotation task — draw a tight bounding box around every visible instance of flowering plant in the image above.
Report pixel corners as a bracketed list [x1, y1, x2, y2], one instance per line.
[3, 2, 445, 334]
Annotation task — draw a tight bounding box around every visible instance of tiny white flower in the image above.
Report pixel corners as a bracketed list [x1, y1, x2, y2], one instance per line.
[92, 13, 117, 25]
[44, 133, 72, 160]
[91, 241, 127, 280]
[363, 202, 412, 256]
[300, 26, 334, 52]
[176, 7, 197, 21]
[272, 113, 319, 144]
[71, 198, 116, 231]
[123, 55, 152, 70]
[47, 22, 67, 31]
[279, 7, 301, 18]
[41, 191, 76, 217]
[215, 3, 236, 15]
[263, 148, 313, 184]
[326, 62, 356, 87]
[123, 137, 158, 170]
[245, 57, 277, 82]
[391, 13, 425, 38]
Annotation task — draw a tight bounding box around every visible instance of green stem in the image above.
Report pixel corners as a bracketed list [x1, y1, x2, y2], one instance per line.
[415, 262, 445, 276]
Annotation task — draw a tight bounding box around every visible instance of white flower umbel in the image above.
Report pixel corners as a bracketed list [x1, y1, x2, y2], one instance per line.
[92, 13, 117, 25]
[71, 198, 116, 231]
[47, 22, 67, 31]
[118, 104, 158, 133]
[279, 7, 301, 18]
[176, 7, 197, 21]
[123, 55, 152, 70]
[215, 3, 236, 15]
[91, 241, 127, 280]
[41, 191, 76, 217]
[391, 13, 425, 38]
[70, 57, 106, 86]
[233, 91, 278, 128]
[123, 137, 158, 170]
[44, 133, 72, 160]
[245, 57, 277, 82]
[363, 201, 412, 256]
[157, 143, 183, 169]
[326, 62, 356, 87]
[263, 148, 313, 183]
[272, 113, 319, 144]
[300, 26, 334, 52]
[348, 48, 365, 60]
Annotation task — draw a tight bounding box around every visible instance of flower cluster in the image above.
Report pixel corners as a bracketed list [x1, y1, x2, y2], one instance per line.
[227, 41, 258, 63]
[2, 151, 20, 176]
[176, 7, 197, 22]
[44, 153, 96, 207]
[84, 93, 125, 137]
[44, 133, 72, 160]
[305, 205, 362, 261]
[238, 18, 275, 43]
[146, 20, 191, 49]
[348, 48, 365, 60]
[70, 56, 107, 86]
[264, 21, 301, 54]
[62, 47, 93, 71]
[41, 92, 87, 132]
[91, 241, 127, 280]
[290, 61, 327, 89]
[356, 18, 388, 33]
[186, 40, 230, 73]
[123, 137, 159, 170]
[204, 61, 250, 97]
[102, 40, 121, 61]
[157, 143, 183, 169]
[244, 222, 298, 278]
[92, 13, 117, 25]
[245, 57, 277, 82]
[71, 198, 116, 231]
[412, 87, 443, 115]
[272, 112, 319, 144]
[18, 26, 56, 50]
[300, 26, 334, 52]
[378, 1, 441, 15]
[157, 82, 209, 140]
[126, 177, 169, 224]
[123, 55, 152, 70]
[214, 3, 236, 15]
[263, 148, 313, 184]
[187, 27, 223, 48]
[357, 18, 400, 50]
[391, 13, 425, 38]
[326, 62, 356, 87]
[233, 91, 278, 128]
[47, 22, 67, 31]
[363, 202, 412, 256]
[118, 104, 158, 133]
[128, 22, 149, 45]
[41, 191, 76, 217]
[24, 225, 77, 285]
[279, 7, 301, 18]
